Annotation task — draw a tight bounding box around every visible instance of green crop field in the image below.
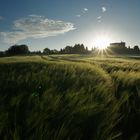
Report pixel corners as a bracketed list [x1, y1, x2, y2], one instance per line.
[0, 55, 140, 140]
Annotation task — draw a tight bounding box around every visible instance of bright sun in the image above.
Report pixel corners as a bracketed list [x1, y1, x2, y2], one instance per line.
[94, 35, 111, 50]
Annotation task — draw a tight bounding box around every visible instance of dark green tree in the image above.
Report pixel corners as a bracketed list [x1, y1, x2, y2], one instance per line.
[43, 48, 51, 55]
[133, 45, 140, 54]
[6, 44, 29, 55]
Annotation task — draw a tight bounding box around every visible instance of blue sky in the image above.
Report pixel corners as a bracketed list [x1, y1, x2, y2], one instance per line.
[0, 0, 140, 51]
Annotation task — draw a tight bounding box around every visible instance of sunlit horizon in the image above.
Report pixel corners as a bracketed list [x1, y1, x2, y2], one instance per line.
[93, 35, 112, 50]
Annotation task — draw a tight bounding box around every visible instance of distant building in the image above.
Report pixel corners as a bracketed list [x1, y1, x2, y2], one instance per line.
[109, 42, 126, 48]
[108, 42, 127, 54]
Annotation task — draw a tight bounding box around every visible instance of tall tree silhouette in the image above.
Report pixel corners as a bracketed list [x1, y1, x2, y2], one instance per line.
[133, 45, 140, 54]
[6, 44, 29, 55]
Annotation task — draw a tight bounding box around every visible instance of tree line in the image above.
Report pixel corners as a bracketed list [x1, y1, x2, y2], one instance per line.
[0, 44, 90, 56]
[44, 44, 89, 55]
[0, 43, 140, 57]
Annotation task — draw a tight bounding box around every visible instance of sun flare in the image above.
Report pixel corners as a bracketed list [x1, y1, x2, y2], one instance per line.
[94, 35, 111, 50]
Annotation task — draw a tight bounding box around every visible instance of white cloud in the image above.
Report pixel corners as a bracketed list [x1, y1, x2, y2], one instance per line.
[76, 8, 88, 18]
[0, 15, 75, 44]
[102, 7, 107, 13]
[97, 16, 102, 20]
[83, 8, 88, 13]
[0, 32, 27, 44]
[76, 14, 81, 17]
[97, 16, 102, 22]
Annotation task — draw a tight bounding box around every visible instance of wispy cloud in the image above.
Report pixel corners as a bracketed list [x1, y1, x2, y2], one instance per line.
[0, 16, 3, 20]
[0, 15, 75, 44]
[97, 16, 102, 20]
[97, 16, 102, 22]
[76, 8, 88, 18]
[76, 14, 81, 17]
[102, 7, 107, 13]
[83, 8, 88, 13]
[97, 6, 107, 22]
